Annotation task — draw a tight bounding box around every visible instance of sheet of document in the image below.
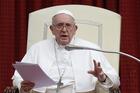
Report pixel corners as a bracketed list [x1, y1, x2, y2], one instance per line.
[13, 62, 56, 88]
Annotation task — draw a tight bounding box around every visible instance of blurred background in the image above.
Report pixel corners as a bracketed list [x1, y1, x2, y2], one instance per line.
[0, 0, 140, 93]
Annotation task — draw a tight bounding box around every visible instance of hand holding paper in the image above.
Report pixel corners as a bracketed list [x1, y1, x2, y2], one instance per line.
[13, 62, 56, 89]
[20, 80, 35, 92]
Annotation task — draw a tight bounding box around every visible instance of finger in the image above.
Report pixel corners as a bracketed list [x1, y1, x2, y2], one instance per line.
[93, 60, 97, 68]
[23, 87, 28, 92]
[88, 70, 97, 77]
[21, 80, 31, 85]
[88, 70, 94, 74]
[88, 70, 96, 75]
[21, 81, 35, 87]
[98, 62, 101, 67]
[21, 84, 34, 92]
[22, 86, 31, 92]
[29, 82, 35, 87]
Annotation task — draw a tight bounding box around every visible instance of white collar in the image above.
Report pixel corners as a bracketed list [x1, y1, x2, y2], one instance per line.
[54, 37, 75, 49]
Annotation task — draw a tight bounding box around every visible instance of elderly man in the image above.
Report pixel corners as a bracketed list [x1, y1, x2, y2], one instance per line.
[12, 9, 120, 93]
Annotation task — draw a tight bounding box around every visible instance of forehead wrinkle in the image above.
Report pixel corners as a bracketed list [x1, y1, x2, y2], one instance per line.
[52, 13, 75, 25]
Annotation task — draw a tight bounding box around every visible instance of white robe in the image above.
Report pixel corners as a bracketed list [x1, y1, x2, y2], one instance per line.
[12, 37, 120, 93]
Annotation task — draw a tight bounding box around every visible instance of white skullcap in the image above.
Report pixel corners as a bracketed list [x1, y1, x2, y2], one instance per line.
[53, 9, 74, 18]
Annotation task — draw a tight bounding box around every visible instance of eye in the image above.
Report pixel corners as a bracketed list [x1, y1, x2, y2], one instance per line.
[66, 23, 72, 27]
[66, 23, 74, 29]
[56, 23, 64, 27]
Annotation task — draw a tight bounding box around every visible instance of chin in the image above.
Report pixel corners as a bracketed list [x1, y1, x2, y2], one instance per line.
[60, 41, 70, 45]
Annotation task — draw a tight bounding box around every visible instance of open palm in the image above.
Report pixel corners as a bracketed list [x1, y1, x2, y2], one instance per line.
[88, 60, 106, 82]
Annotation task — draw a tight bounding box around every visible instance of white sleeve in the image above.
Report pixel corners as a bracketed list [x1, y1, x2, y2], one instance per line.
[90, 46, 120, 89]
[12, 46, 36, 89]
[12, 71, 23, 89]
[99, 54, 120, 88]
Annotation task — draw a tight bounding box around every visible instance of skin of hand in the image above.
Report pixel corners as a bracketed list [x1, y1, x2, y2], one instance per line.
[20, 80, 35, 92]
[88, 60, 107, 82]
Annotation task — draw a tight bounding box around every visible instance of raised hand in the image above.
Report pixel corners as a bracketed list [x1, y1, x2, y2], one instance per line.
[88, 60, 107, 82]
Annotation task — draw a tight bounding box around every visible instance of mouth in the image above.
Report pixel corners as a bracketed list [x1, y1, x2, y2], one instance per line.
[58, 35, 70, 45]
[60, 35, 68, 38]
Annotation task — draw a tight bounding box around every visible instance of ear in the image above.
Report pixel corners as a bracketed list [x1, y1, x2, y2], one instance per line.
[74, 25, 78, 33]
[75, 25, 78, 30]
[73, 25, 78, 35]
[50, 25, 53, 31]
[50, 25, 55, 35]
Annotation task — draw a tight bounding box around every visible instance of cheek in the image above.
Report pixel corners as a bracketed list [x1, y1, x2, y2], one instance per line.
[53, 31, 59, 37]
[51, 30, 55, 35]
[70, 30, 76, 36]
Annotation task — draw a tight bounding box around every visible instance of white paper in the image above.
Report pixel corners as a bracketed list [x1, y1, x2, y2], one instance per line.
[13, 62, 56, 89]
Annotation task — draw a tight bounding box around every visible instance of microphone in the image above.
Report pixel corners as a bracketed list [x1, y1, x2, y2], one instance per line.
[65, 45, 140, 62]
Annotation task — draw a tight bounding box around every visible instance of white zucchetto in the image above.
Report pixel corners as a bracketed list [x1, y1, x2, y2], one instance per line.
[53, 9, 74, 18]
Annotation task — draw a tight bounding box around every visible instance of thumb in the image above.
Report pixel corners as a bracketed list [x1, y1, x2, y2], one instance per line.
[88, 70, 97, 76]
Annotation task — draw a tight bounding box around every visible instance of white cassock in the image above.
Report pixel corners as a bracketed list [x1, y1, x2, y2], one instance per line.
[12, 37, 120, 93]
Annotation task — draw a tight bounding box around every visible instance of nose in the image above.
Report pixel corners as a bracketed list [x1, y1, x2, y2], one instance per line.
[61, 25, 67, 32]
